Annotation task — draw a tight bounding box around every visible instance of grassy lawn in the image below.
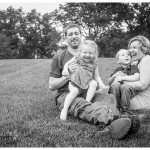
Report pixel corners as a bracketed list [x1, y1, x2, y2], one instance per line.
[0, 58, 150, 147]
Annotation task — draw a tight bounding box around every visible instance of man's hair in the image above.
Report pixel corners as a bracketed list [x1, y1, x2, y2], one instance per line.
[64, 24, 82, 36]
[80, 40, 98, 58]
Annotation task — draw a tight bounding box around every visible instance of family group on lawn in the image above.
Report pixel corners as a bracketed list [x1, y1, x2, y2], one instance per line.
[49, 23, 150, 140]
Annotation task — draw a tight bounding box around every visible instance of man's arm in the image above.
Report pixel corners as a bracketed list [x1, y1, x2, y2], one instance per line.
[49, 56, 78, 91]
[49, 76, 69, 91]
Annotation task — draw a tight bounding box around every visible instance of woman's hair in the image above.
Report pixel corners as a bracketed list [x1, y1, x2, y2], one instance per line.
[80, 40, 98, 58]
[64, 24, 82, 36]
[128, 35, 150, 55]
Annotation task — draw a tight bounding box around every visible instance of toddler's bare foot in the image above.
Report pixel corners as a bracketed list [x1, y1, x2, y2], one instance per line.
[96, 86, 110, 94]
[60, 108, 67, 120]
[101, 86, 109, 94]
[96, 88, 103, 94]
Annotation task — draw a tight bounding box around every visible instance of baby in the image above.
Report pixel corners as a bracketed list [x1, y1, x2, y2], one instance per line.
[108, 49, 139, 114]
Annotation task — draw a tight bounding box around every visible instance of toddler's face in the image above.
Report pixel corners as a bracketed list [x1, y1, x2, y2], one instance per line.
[118, 50, 131, 65]
[80, 45, 96, 62]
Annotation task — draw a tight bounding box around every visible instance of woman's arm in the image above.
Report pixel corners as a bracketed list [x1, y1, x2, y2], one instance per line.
[124, 56, 150, 91]
[115, 73, 140, 82]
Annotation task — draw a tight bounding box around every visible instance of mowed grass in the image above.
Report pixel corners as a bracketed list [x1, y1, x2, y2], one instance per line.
[0, 58, 150, 147]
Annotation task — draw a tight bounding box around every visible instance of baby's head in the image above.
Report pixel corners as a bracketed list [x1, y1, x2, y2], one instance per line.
[116, 49, 131, 66]
[79, 40, 98, 62]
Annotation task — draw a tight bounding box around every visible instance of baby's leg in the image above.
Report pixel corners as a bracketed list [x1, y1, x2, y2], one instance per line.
[60, 82, 79, 120]
[86, 80, 98, 102]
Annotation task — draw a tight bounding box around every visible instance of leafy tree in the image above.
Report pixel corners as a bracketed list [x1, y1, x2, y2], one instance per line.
[0, 7, 61, 58]
[0, 33, 17, 59]
[52, 2, 150, 57]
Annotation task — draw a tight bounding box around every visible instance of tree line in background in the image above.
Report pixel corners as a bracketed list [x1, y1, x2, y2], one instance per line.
[0, 2, 150, 59]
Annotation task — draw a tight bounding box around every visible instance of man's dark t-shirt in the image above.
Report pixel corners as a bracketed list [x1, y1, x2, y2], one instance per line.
[50, 50, 73, 96]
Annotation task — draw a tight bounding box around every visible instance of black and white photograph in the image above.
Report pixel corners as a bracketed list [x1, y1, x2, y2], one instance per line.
[0, 0, 150, 148]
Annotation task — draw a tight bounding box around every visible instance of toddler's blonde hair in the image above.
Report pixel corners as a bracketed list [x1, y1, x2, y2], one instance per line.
[115, 49, 129, 60]
[80, 40, 98, 58]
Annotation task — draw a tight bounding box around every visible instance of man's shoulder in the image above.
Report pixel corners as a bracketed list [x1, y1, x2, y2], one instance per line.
[53, 50, 67, 58]
[52, 50, 70, 62]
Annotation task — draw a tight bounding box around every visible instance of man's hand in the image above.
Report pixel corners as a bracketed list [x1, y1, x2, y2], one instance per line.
[68, 60, 78, 73]
[62, 65, 70, 77]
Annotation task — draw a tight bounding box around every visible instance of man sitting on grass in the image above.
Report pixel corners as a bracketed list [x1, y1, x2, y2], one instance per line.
[49, 23, 140, 140]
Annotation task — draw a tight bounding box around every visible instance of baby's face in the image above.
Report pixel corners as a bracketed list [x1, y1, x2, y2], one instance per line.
[118, 50, 131, 65]
[80, 45, 96, 62]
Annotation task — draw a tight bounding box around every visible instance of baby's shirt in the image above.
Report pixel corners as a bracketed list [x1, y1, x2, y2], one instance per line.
[110, 64, 139, 77]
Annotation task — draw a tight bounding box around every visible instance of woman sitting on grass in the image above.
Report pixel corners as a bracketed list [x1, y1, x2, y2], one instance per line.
[124, 35, 150, 110]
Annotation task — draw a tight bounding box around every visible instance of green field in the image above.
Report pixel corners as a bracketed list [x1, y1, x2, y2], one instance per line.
[0, 58, 150, 147]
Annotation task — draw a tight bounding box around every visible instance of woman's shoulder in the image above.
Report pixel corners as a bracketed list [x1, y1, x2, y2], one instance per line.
[144, 55, 150, 59]
[141, 55, 150, 63]
[139, 55, 150, 68]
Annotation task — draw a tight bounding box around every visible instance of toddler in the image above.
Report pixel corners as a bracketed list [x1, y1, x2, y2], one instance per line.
[60, 40, 109, 120]
[108, 49, 139, 114]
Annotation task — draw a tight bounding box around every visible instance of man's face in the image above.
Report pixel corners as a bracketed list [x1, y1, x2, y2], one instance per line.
[66, 27, 82, 49]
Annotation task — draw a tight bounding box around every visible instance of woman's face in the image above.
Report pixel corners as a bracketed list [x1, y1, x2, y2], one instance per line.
[129, 40, 145, 61]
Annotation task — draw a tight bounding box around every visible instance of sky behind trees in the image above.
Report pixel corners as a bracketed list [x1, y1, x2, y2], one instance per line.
[0, 2, 61, 14]
[0, 0, 149, 15]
